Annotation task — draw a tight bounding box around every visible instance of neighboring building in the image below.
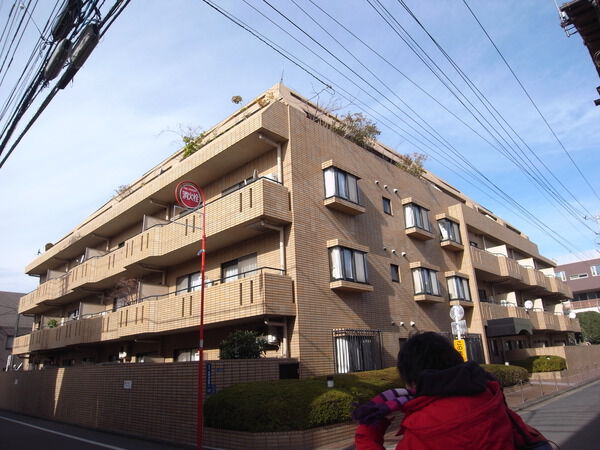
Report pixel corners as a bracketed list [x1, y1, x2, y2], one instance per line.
[560, 0, 600, 104]
[12, 84, 580, 375]
[0, 291, 31, 370]
[556, 257, 600, 313]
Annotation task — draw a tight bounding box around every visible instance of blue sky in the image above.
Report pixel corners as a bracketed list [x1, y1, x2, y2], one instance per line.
[1, 0, 599, 293]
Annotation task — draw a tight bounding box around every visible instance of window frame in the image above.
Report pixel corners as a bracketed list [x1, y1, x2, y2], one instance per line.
[591, 265, 600, 276]
[404, 203, 431, 232]
[323, 167, 360, 205]
[5, 335, 14, 350]
[555, 271, 566, 281]
[329, 246, 368, 284]
[220, 253, 258, 282]
[411, 267, 441, 296]
[438, 219, 462, 244]
[390, 264, 400, 283]
[382, 197, 392, 215]
[176, 271, 202, 294]
[447, 276, 471, 301]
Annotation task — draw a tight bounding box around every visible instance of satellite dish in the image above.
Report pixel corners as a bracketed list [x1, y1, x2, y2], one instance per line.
[524, 300, 534, 310]
[449, 305, 464, 321]
[568, 311, 577, 319]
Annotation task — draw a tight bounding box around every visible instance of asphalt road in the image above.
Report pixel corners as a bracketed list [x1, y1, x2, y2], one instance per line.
[0, 410, 189, 450]
[518, 379, 600, 450]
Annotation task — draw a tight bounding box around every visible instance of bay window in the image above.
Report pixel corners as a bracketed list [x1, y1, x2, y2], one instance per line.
[447, 276, 471, 301]
[412, 268, 440, 296]
[404, 203, 431, 231]
[329, 246, 368, 283]
[324, 167, 359, 204]
[438, 219, 462, 244]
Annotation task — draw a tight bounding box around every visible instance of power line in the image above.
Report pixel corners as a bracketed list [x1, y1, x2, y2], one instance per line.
[461, 0, 600, 203]
[200, 0, 586, 253]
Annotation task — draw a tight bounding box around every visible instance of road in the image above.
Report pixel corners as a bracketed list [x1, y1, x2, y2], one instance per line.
[0, 410, 188, 450]
[518, 379, 600, 450]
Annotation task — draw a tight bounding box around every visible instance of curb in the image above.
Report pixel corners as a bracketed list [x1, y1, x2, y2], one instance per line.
[512, 376, 600, 411]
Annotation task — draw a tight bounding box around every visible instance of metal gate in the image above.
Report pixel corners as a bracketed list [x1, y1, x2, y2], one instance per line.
[332, 329, 382, 374]
[441, 332, 485, 363]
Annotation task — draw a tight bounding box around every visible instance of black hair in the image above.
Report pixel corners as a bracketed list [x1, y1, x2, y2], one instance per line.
[397, 332, 464, 386]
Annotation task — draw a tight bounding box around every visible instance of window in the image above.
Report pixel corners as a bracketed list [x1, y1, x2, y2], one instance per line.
[329, 246, 368, 283]
[591, 265, 600, 276]
[404, 203, 431, 231]
[221, 253, 257, 282]
[175, 348, 199, 362]
[5, 335, 14, 350]
[569, 273, 588, 280]
[438, 219, 462, 244]
[412, 268, 441, 296]
[382, 197, 392, 215]
[176, 271, 201, 293]
[323, 167, 359, 204]
[390, 264, 400, 282]
[447, 276, 471, 301]
[478, 289, 488, 302]
[555, 271, 566, 281]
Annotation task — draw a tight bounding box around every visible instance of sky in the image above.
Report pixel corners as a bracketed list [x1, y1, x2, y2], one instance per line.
[0, 0, 599, 294]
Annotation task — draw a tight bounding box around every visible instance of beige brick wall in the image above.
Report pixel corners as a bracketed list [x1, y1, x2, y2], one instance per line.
[0, 359, 297, 446]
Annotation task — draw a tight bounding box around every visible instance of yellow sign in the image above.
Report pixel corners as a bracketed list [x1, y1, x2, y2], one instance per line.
[454, 339, 468, 362]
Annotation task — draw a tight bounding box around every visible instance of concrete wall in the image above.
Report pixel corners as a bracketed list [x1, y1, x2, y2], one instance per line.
[506, 344, 600, 371]
[0, 358, 297, 446]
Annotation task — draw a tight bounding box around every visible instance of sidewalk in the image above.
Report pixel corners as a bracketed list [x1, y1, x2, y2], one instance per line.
[321, 364, 600, 450]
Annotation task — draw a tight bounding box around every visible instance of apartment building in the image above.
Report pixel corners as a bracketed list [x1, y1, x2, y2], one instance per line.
[12, 84, 580, 376]
[0, 291, 31, 370]
[556, 257, 600, 313]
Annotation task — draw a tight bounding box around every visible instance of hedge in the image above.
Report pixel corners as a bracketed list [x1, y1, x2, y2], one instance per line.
[204, 364, 530, 432]
[510, 355, 567, 373]
[204, 367, 402, 432]
[481, 363, 529, 386]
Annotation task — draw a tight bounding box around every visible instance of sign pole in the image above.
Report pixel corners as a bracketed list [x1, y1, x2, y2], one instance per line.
[197, 187, 206, 450]
[174, 180, 206, 450]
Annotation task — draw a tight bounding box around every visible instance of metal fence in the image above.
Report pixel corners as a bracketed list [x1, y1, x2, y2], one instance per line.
[332, 329, 382, 374]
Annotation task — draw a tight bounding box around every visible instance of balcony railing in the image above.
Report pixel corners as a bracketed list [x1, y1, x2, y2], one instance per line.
[479, 301, 576, 333]
[470, 247, 566, 298]
[19, 178, 291, 314]
[14, 268, 295, 354]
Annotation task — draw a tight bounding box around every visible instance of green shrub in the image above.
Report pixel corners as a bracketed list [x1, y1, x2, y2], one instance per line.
[482, 363, 529, 387]
[219, 330, 266, 359]
[511, 356, 566, 373]
[204, 367, 402, 432]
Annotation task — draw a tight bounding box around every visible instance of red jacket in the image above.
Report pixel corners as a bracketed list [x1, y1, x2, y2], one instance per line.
[355, 380, 516, 450]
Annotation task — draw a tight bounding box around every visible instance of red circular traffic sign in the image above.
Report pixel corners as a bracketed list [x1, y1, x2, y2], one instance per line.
[175, 181, 202, 209]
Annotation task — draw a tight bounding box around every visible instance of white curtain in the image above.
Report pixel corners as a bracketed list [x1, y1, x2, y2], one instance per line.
[354, 252, 367, 283]
[439, 220, 450, 241]
[324, 168, 336, 198]
[404, 204, 416, 228]
[238, 254, 257, 278]
[330, 247, 342, 279]
[412, 269, 423, 294]
[190, 272, 201, 291]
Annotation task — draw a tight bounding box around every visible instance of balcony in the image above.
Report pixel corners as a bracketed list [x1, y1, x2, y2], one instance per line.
[25, 99, 290, 277]
[528, 310, 560, 331]
[548, 276, 572, 299]
[479, 301, 529, 322]
[13, 269, 295, 354]
[19, 178, 291, 315]
[557, 314, 581, 333]
[522, 267, 552, 296]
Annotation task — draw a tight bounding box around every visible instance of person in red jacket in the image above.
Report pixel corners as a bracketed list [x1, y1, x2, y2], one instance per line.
[353, 332, 548, 450]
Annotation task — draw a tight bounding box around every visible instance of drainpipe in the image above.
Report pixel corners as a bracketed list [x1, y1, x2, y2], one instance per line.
[258, 134, 283, 184]
[260, 221, 286, 273]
